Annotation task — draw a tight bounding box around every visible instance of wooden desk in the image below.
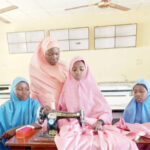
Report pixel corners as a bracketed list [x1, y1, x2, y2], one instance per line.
[136, 136, 150, 144]
[5, 128, 150, 150]
[5, 129, 57, 150]
[136, 137, 150, 150]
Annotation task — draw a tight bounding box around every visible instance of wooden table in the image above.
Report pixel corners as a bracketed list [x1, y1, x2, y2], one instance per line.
[5, 128, 150, 150]
[5, 129, 57, 150]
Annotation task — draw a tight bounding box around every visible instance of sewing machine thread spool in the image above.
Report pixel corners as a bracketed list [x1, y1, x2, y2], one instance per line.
[51, 96, 55, 110]
[80, 109, 85, 128]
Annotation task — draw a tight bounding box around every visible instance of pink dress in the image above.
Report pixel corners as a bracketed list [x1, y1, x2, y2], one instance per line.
[29, 37, 67, 108]
[55, 56, 138, 150]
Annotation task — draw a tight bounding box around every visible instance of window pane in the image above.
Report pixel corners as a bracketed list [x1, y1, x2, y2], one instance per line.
[95, 26, 115, 38]
[59, 40, 69, 51]
[116, 24, 136, 36]
[70, 39, 89, 50]
[26, 31, 45, 42]
[50, 29, 69, 40]
[7, 32, 26, 43]
[27, 42, 39, 52]
[69, 28, 88, 39]
[95, 38, 115, 49]
[116, 36, 136, 47]
[9, 43, 27, 53]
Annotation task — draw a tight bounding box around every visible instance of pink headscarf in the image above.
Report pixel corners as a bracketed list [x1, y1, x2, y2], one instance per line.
[29, 37, 67, 108]
[58, 56, 112, 124]
[41, 36, 59, 53]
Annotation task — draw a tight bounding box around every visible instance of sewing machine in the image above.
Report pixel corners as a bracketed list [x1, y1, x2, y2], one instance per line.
[37, 107, 85, 138]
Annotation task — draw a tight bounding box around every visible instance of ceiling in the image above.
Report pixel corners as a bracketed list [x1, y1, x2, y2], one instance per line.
[0, 0, 150, 23]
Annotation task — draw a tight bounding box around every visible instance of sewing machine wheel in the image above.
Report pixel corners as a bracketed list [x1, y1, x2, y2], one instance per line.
[40, 129, 58, 138]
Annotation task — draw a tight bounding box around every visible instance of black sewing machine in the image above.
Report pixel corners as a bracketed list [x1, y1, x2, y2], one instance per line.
[37, 107, 85, 138]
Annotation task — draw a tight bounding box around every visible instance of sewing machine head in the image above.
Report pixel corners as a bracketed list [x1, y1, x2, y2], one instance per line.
[37, 107, 85, 138]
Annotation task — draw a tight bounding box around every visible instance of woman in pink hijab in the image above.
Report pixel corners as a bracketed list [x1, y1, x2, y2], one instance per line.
[55, 56, 138, 150]
[29, 37, 67, 108]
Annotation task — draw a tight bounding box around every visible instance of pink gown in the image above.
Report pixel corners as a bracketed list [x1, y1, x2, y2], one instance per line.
[55, 56, 138, 150]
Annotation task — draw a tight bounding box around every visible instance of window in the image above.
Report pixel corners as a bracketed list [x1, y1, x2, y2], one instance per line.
[94, 24, 137, 49]
[49, 27, 89, 51]
[7, 31, 45, 53]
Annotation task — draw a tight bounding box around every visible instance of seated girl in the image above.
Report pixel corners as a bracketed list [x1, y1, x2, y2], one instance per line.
[0, 77, 41, 149]
[55, 56, 138, 150]
[58, 56, 112, 129]
[123, 78, 150, 123]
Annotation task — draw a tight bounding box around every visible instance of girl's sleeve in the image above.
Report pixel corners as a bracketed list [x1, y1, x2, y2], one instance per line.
[97, 91, 113, 124]
[32, 99, 41, 122]
[57, 89, 70, 128]
[57, 90, 67, 112]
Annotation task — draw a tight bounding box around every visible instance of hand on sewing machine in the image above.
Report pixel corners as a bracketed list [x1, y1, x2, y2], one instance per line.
[43, 105, 51, 111]
[40, 106, 51, 114]
[93, 119, 105, 133]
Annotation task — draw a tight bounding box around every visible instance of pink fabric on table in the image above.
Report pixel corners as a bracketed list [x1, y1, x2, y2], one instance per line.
[57, 56, 112, 124]
[55, 119, 138, 150]
[115, 118, 150, 150]
[29, 37, 67, 108]
[115, 118, 150, 139]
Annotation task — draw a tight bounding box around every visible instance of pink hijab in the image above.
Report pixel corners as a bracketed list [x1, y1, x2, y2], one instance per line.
[58, 56, 112, 124]
[29, 37, 67, 108]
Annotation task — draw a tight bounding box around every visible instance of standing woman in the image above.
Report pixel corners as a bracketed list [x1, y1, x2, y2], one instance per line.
[29, 37, 67, 108]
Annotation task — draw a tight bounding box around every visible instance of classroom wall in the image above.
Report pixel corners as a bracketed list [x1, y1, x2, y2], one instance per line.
[0, 8, 150, 84]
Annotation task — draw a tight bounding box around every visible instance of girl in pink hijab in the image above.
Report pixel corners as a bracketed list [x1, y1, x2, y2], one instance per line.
[58, 56, 112, 126]
[29, 37, 67, 109]
[55, 56, 138, 150]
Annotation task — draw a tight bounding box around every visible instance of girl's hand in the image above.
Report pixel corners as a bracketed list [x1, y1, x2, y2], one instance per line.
[93, 119, 104, 133]
[1, 128, 16, 139]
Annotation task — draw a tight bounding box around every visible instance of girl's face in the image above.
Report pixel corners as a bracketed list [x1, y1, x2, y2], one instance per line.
[15, 81, 30, 101]
[45, 47, 60, 65]
[133, 84, 148, 103]
[71, 60, 86, 81]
